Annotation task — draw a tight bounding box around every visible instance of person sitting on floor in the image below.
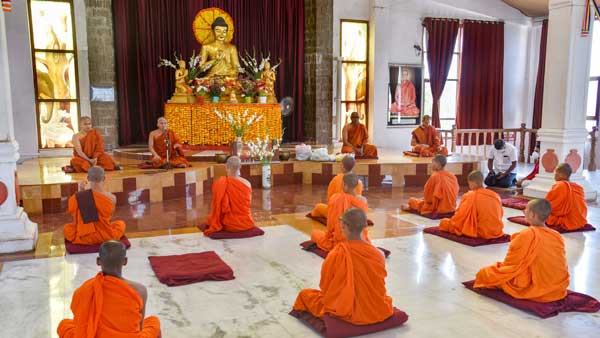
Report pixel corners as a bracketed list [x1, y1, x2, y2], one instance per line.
[485, 139, 517, 188]
[544, 163, 588, 231]
[294, 207, 394, 325]
[310, 155, 363, 218]
[148, 117, 190, 169]
[439, 170, 504, 239]
[69, 116, 118, 173]
[474, 199, 569, 302]
[64, 166, 126, 245]
[407, 115, 448, 157]
[203, 156, 255, 235]
[311, 173, 370, 252]
[402, 155, 459, 217]
[58, 240, 161, 337]
[341, 111, 378, 157]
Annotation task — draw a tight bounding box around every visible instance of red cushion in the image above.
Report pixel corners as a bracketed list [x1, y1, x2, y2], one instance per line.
[289, 308, 408, 338]
[65, 236, 131, 254]
[463, 280, 600, 318]
[196, 224, 265, 239]
[137, 162, 155, 169]
[300, 241, 390, 259]
[405, 208, 455, 220]
[423, 227, 511, 246]
[507, 216, 596, 233]
[148, 251, 235, 286]
[501, 197, 529, 210]
[305, 213, 374, 226]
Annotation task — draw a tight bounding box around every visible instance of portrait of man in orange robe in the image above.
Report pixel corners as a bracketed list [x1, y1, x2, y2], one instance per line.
[407, 115, 448, 157]
[311, 155, 363, 218]
[545, 163, 588, 231]
[390, 69, 420, 117]
[148, 117, 190, 169]
[341, 112, 378, 157]
[69, 116, 117, 173]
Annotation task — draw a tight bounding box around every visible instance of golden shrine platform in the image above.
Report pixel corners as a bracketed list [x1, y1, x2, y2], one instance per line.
[164, 102, 282, 145]
[16, 149, 483, 215]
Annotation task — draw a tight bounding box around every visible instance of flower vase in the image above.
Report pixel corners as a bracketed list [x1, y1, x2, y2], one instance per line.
[235, 137, 243, 157]
[258, 96, 267, 104]
[262, 164, 272, 189]
[212, 96, 220, 103]
[244, 96, 253, 104]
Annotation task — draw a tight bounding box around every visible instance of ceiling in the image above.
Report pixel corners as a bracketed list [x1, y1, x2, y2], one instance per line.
[502, 0, 549, 17]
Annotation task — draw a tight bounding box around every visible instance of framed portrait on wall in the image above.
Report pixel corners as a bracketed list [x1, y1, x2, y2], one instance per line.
[387, 64, 423, 126]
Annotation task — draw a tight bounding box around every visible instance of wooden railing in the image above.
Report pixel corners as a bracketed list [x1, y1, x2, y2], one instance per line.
[589, 126, 598, 171]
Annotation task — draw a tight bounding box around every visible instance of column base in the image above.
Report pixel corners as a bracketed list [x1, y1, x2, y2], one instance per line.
[0, 207, 38, 254]
[523, 174, 598, 201]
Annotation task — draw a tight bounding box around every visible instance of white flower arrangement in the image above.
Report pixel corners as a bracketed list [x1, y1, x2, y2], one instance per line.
[214, 108, 264, 138]
[158, 51, 212, 82]
[239, 48, 281, 80]
[247, 134, 280, 164]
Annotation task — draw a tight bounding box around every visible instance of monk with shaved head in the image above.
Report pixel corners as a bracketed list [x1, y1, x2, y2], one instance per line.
[294, 208, 394, 325]
[69, 116, 118, 172]
[474, 199, 569, 302]
[407, 115, 448, 157]
[341, 112, 378, 157]
[310, 155, 364, 218]
[148, 117, 190, 168]
[439, 170, 504, 239]
[543, 163, 588, 231]
[64, 166, 126, 245]
[58, 240, 161, 337]
[203, 156, 256, 235]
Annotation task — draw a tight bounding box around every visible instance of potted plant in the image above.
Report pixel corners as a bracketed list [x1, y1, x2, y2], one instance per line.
[247, 134, 280, 189]
[208, 78, 225, 103]
[255, 79, 268, 104]
[239, 78, 256, 103]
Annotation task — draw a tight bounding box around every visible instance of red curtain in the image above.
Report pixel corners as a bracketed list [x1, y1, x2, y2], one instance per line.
[113, 0, 305, 145]
[529, 19, 548, 154]
[423, 18, 460, 128]
[457, 20, 504, 143]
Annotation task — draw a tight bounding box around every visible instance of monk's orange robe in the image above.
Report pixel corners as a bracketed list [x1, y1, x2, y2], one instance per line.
[439, 188, 504, 239]
[293, 240, 394, 325]
[311, 173, 363, 218]
[545, 181, 588, 231]
[58, 272, 161, 338]
[474, 226, 569, 302]
[341, 124, 378, 157]
[64, 191, 126, 245]
[204, 176, 255, 235]
[311, 193, 370, 252]
[410, 125, 448, 157]
[408, 170, 459, 215]
[152, 130, 190, 168]
[71, 129, 116, 172]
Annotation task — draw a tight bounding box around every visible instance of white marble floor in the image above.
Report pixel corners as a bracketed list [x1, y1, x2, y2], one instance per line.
[1, 211, 600, 338]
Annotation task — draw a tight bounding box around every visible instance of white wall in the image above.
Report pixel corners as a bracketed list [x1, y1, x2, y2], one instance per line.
[333, 0, 535, 149]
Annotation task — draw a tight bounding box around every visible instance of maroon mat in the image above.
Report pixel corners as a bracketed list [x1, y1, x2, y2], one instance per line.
[507, 216, 596, 233]
[137, 162, 155, 169]
[148, 251, 235, 286]
[61, 165, 75, 173]
[501, 197, 529, 210]
[463, 280, 600, 318]
[300, 241, 390, 259]
[404, 208, 455, 220]
[353, 155, 378, 160]
[423, 227, 511, 247]
[305, 213, 374, 226]
[65, 236, 131, 254]
[289, 308, 408, 338]
[196, 224, 265, 239]
[402, 151, 421, 157]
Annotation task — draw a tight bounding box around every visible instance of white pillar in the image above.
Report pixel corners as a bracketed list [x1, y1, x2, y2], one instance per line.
[524, 0, 598, 201]
[0, 11, 38, 253]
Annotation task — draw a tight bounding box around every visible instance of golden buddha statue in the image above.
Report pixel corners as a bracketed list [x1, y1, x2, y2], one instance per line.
[200, 17, 240, 79]
[261, 61, 277, 103]
[168, 60, 196, 103]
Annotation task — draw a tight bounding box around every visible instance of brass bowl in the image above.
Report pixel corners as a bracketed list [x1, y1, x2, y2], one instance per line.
[215, 153, 229, 163]
[279, 151, 291, 161]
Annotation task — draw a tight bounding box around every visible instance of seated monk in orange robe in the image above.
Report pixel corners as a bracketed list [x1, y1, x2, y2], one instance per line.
[203, 156, 255, 235]
[544, 163, 588, 231]
[311, 155, 363, 218]
[294, 208, 394, 325]
[402, 155, 459, 216]
[439, 170, 504, 239]
[474, 199, 569, 302]
[312, 173, 370, 252]
[70, 116, 117, 172]
[408, 115, 448, 157]
[58, 240, 161, 337]
[341, 112, 378, 157]
[148, 117, 190, 169]
[64, 166, 126, 245]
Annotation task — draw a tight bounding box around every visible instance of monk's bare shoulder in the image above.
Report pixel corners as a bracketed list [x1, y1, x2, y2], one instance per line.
[148, 129, 161, 139]
[234, 176, 252, 189]
[125, 279, 148, 304]
[99, 190, 117, 205]
[356, 195, 367, 204]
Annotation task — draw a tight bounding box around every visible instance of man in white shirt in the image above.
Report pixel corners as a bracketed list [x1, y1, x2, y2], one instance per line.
[485, 139, 517, 188]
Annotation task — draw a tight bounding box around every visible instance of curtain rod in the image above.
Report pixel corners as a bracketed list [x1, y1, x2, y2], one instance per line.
[422, 17, 503, 24]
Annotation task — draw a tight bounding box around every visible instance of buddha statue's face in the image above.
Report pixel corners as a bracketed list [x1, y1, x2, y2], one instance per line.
[213, 26, 228, 42]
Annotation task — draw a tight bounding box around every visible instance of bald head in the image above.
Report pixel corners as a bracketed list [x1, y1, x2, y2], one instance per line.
[555, 163, 572, 181]
[226, 156, 241, 171]
[80, 116, 92, 123]
[467, 170, 484, 188]
[340, 207, 367, 236]
[98, 240, 127, 271]
[157, 117, 167, 131]
[341, 155, 356, 173]
[87, 166, 105, 183]
[433, 154, 447, 168]
[526, 199, 552, 224]
[343, 173, 359, 191]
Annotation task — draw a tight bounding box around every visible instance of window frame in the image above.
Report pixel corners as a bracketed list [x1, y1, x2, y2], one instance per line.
[588, 77, 600, 130]
[340, 19, 369, 127]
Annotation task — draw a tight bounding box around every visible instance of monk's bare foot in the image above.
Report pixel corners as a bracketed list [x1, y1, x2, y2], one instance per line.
[401, 205, 411, 212]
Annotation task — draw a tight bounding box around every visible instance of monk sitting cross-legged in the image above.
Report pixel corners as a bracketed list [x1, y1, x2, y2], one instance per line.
[341, 111, 378, 157]
[439, 170, 504, 239]
[148, 117, 190, 169]
[64, 166, 126, 245]
[402, 155, 459, 217]
[203, 156, 255, 235]
[407, 115, 448, 157]
[311, 173, 370, 252]
[310, 155, 363, 218]
[474, 199, 569, 302]
[545, 163, 588, 231]
[294, 208, 394, 325]
[70, 116, 117, 172]
[58, 240, 161, 337]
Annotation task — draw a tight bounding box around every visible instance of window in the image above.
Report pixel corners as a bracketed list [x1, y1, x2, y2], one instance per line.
[423, 27, 462, 130]
[587, 20, 600, 131]
[27, 0, 80, 149]
[340, 20, 369, 128]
